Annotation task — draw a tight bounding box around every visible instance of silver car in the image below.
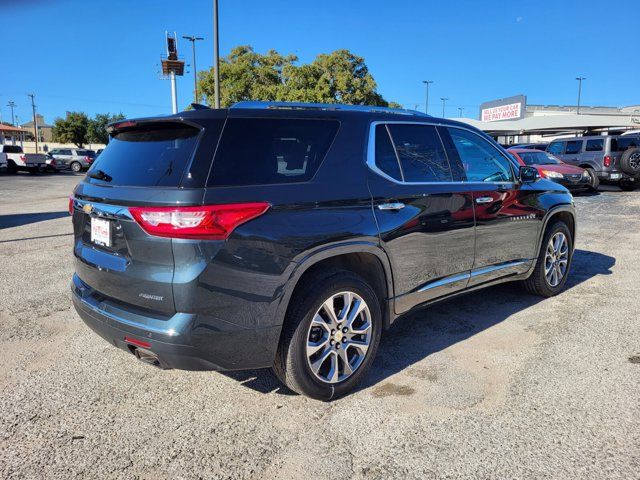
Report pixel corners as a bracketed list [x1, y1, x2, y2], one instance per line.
[547, 134, 640, 191]
[48, 148, 96, 172]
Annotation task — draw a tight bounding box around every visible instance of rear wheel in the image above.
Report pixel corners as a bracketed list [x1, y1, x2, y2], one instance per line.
[273, 270, 382, 400]
[71, 161, 82, 173]
[523, 220, 573, 297]
[583, 167, 599, 192]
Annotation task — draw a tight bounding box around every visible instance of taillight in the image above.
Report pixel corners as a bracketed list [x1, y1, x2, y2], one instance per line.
[68, 196, 74, 215]
[20, 155, 26, 161]
[129, 203, 270, 240]
[85, 156, 92, 163]
[603, 155, 612, 167]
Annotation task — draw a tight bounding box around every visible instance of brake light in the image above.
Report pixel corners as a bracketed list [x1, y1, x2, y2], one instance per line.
[129, 202, 270, 240]
[85, 156, 91, 162]
[20, 155, 26, 161]
[68, 196, 74, 215]
[603, 155, 612, 167]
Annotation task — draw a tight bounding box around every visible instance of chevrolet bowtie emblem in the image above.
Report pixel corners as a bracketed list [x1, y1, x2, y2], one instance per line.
[83, 204, 93, 214]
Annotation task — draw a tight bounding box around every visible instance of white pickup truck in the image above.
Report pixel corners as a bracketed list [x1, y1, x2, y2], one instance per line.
[0, 145, 48, 173]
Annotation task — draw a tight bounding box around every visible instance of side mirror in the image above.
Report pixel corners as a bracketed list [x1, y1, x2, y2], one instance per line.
[519, 165, 539, 183]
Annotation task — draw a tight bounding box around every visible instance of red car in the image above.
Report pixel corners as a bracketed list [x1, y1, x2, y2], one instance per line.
[507, 148, 594, 192]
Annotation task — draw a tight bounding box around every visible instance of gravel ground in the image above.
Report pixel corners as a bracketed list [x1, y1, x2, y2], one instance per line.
[1, 172, 639, 479]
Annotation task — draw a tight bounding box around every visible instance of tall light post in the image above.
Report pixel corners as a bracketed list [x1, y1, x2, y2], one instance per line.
[422, 80, 433, 114]
[182, 35, 204, 103]
[213, 0, 221, 108]
[7, 101, 16, 125]
[458, 107, 464, 118]
[576, 77, 586, 115]
[28, 94, 38, 153]
[440, 97, 449, 118]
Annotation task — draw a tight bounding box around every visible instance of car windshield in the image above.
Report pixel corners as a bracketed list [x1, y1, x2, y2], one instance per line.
[518, 151, 561, 166]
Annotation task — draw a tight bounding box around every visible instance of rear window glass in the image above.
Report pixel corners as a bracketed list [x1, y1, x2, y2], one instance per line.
[565, 140, 583, 154]
[547, 142, 563, 155]
[77, 149, 96, 157]
[3, 145, 22, 153]
[87, 123, 199, 187]
[611, 136, 640, 152]
[208, 118, 339, 186]
[374, 125, 402, 181]
[585, 139, 603, 151]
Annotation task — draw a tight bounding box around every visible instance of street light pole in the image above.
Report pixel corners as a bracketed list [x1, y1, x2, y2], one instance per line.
[213, 0, 221, 108]
[576, 77, 586, 115]
[422, 80, 433, 114]
[458, 107, 464, 117]
[182, 35, 204, 103]
[440, 97, 448, 118]
[28, 94, 39, 153]
[7, 101, 16, 125]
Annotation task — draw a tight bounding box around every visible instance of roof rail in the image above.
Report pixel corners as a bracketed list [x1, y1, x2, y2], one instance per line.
[230, 101, 431, 117]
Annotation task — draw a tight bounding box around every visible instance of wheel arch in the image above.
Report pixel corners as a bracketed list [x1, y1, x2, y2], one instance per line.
[531, 204, 576, 272]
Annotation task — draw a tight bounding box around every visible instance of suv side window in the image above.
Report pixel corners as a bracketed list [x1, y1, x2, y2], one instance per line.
[585, 139, 603, 151]
[565, 140, 583, 155]
[445, 127, 515, 182]
[385, 124, 452, 182]
[374, 124, 402, 181]
[611, 136, 640, 151]
[60, 149, 73, 155]
[548, 142, 564, 155]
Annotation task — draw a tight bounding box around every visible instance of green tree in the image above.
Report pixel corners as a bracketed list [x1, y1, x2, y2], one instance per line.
[198, 46, 397, 108]
[53, 112, 90, 147]
[87, 113, 125, 144]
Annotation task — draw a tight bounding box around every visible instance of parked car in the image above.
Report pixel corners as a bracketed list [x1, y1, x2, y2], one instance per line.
[70, 102, 576, 400]
[507, 148, 593, 192]
[509, 142, 550, 151]
[44, 154, 66, 173]
[48, 148, 96, 172]
[547, 134, 640, 191]
[0, 144, 48, 173]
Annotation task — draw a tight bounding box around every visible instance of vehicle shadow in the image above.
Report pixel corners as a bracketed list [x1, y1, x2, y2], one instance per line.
[0, 211, 69, 229]
[220, 249, 615, 398]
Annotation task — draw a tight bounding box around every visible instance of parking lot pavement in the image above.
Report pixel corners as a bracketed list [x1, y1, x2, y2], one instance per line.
[1, 173, 639, 479]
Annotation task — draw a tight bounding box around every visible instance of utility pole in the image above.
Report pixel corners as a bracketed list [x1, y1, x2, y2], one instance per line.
[7, 101, 16, 125]
[422, 80, 433, 114]
[182, 35, 204, 103]
[440, 97, 449, 118]
[28, 94, 39, 153]
[458, 107, 464, 118]
[213, 0, 221, 108]
[576, 77, 586, 115]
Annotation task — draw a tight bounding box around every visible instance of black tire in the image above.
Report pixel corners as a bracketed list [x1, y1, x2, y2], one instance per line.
[523, 220, 573, 297]
[619, 148, 640, 176]
[273, 269, 382, 401]
[70, 162, 82, 173]
[619, 181, 637, 191]
[583, 167, 599, 192]
[7, 160, 17, 174]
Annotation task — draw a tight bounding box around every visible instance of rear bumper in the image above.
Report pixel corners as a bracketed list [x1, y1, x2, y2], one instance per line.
[71, 274, 281, 371]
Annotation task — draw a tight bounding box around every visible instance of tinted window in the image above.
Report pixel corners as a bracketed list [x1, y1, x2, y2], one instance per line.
[585, 139, 603, 151]
[87, 123, 200, 187]
[565, 140, 582, 154]
[208, 118, 339, 186]
[518, 151, 561, 166]
[60, 149, 73, 155]
[77, 149, 96, 158]
[446, 127, 514, 182]
[3, 145, 22, 153]
[547, 142, 564, 155]
[386, 124, 451, 182]
[611, 136, 640, 151]
[374, 124, 402, 181]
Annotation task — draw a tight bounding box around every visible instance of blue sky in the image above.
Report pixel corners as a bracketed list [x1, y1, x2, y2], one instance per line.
[4, 0, 639, 124]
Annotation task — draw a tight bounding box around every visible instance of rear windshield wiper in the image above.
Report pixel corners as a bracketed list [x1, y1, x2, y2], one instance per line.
[88, 169, 112, 182]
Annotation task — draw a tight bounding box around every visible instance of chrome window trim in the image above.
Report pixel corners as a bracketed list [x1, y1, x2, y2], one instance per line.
[367, 120, 518, 186]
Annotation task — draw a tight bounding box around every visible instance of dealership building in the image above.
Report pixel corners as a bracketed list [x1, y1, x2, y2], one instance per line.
[458, 95, 640, 145]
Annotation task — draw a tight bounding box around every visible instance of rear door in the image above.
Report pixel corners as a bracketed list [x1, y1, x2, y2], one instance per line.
[561, 139, 584, 166]
[72, 118, 222, 315]
[367, 122, 476, 314]
[439, 126, 543, 286]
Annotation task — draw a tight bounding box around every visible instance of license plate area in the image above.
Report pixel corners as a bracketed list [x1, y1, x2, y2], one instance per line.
[610, 173, 622, 180]
[91, 217, 111, 247]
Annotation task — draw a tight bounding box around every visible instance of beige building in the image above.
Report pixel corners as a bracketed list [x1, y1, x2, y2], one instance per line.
[20, 114, 54, 143]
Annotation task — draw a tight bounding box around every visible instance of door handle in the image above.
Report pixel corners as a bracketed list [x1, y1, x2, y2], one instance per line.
[475, 196, 494, 204]
[377, 202, 405, 211]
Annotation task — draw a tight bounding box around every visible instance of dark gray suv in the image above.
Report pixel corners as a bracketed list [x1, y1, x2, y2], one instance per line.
[71, 102, 576, 400]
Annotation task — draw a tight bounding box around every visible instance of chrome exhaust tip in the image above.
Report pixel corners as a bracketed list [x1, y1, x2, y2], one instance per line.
[133, 347, 161, 367]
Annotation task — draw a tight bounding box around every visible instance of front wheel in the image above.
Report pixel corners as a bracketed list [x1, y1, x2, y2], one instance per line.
[523, 220, 573, 297]
[70, 162, 82, 173]
[273, 270, 382, 400]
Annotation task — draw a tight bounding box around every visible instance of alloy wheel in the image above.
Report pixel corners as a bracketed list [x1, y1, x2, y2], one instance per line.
[306, 291, 372, 384]
[544, 232, 569, 287]
[629, 152, 640, 172]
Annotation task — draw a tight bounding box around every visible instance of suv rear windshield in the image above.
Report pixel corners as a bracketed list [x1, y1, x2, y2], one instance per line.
[87, 123, 200, 187]
[611, 136, 640, 152]
[207, 118, 339, 186]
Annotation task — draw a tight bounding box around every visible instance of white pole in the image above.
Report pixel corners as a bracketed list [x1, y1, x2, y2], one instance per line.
[170, 71, 178, 114]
